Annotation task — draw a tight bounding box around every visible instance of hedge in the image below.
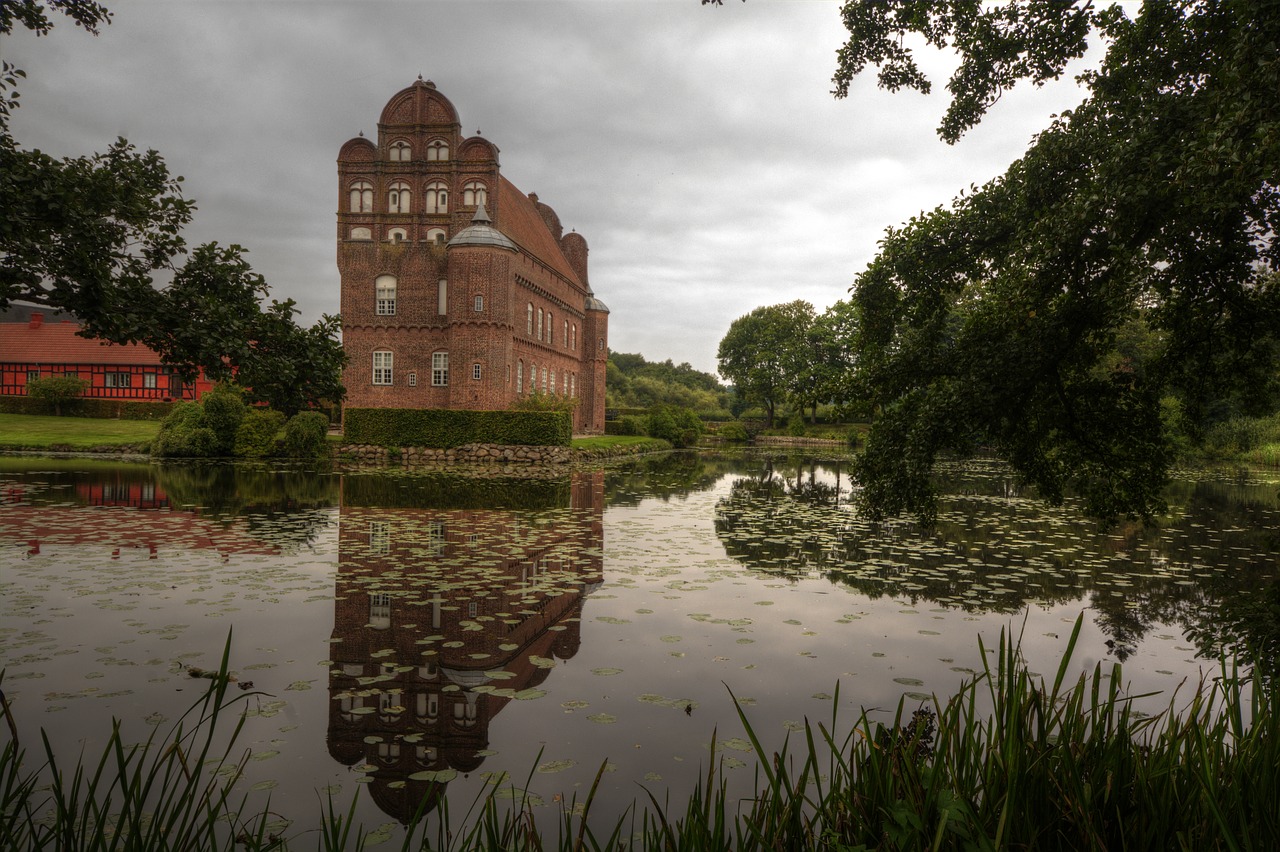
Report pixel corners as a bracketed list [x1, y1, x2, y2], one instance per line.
[0, 395, 176, 420]
[343, 408, 571, 448]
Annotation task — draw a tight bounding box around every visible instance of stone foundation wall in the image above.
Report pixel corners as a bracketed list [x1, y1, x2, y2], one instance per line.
[339, 442, 572, 465]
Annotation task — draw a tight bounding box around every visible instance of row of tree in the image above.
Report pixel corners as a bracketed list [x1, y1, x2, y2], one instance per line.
[605, 352, 731, 415]
[2, 1, 345, 416]
[716, 299, 860, 428]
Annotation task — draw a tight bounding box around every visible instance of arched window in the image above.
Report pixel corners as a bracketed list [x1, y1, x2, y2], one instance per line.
[373, 351, 393, 385]
[388, 181, 411, 213]
[529, 363, 535, 392]
[426, 139, 448, 161]
[462, 181, 487, 207]
[387, 227, 407, 242]
[437, 279, 448, 315]
[537, 308, 543, 340]
[527, 303, 533, 335]
[375, 275, 396, 316]
[389, 140, 411, 161]
[541, 366, 548, 392]
[570, 373, 575, 397]
[563, 320, 568, 347]
[572, 324, 577, 350]
[425, 181, 448, 214]
[547, 311, 553, 345]
[517, 360, 523, 393]
[349, 226, 372, 240]
[549, 369, 556, 395]
[562, 372, 567, 395]
[432, 351, 449, 386]
[349, 180, 373, 213]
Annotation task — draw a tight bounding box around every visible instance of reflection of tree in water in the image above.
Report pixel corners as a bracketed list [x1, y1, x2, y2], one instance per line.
[714, 458, 1280, 663]
[153, 463, 339, 551]
[327, 471, 605, 823]
[603, 452, 734, 507]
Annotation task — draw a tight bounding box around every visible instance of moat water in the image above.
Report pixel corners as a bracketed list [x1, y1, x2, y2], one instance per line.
[2, 452, 1278, 840]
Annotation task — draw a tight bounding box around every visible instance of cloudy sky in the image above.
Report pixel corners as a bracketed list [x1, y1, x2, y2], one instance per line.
[6, 0, 1104, 377]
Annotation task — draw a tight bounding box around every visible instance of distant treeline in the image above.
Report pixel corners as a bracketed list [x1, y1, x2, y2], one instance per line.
[605, 352, 732, 416]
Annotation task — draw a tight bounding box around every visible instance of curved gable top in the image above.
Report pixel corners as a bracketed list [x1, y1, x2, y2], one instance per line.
[458, 136, 499, 162]
[379, 78, 460, 127]
[338, 137, 377, 162]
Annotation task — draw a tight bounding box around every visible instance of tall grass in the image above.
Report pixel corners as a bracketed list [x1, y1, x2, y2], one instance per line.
[3, 617, 1277, 850]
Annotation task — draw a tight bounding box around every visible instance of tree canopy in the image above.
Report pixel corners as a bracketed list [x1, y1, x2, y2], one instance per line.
[606, 352, 729, 414]
[717, 300, 816, 427]
[837, 0, 1280, 523]
[1, 0, 345, 415]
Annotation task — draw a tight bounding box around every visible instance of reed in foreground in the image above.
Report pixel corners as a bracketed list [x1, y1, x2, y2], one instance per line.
[3, 615, 1277, 850]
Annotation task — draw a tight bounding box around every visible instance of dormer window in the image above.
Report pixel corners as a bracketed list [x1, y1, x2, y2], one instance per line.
[425, 181, 448, 214]
[389, 140, 411, 161]
[426, 139, 448, 161]
[349, 180, 373, 213]
[388, 181, 411, 213]
[462, 181, 487, 207]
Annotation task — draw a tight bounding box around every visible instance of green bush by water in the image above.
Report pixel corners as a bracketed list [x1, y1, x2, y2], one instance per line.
[3, 616, 1277, 850]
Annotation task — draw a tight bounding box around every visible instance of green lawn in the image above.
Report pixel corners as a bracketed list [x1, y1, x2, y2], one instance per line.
[0, 413, 160, 450]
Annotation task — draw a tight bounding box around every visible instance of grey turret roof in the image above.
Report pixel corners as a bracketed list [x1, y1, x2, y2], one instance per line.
[585, 294, 610, 313]
[447, 203, 516, 250]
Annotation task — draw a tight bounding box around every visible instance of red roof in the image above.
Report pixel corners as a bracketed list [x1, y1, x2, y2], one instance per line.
[496, 177, 586, 290]
[0, 321, 166, 366]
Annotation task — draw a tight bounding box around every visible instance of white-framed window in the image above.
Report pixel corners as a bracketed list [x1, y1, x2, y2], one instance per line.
[527, 303, 533, 335]
[427, 521, 444, 554]
[425, 181, 448, 214]
[598, 337, 605, 351]
[432, 351, 449, 386]
[517, 360, 523, 393]
[369, 592, 391, 629]
[350, 226, 372, 240]
[437, 279, 448, 315]
[572, 324, 577, 350]
[389, 140, 411, 161]
[426, 139, 448, 161]
[462, 181, 487, 207]
[562, 372, 567, 395]
[563, 320, 568, 347]
[473, 294, 483, 312]
[388, 181, 411, 213]
[369, 520, 391, 554]
[387, 227, 407, 242]
[143, 373, 157, 389]
[373, 351, 393, 385]
[472, 363, 482, 381]
[541, 366, 548, 392]
[104, 372, 131, 388]
[537, 308, 543, 340]
[408, 371, 417, 387]
[547, 311, 553, 345]
[349, 180, 373, 213]
[375, 275, 396, 315]
[529, 363, 535, 393]
[549, 369, 556, 395]
[570, 373, 575, 397]
[426, 227, 446, 244]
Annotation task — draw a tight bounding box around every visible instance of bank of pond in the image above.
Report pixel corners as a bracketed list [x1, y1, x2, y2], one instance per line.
[1, 451, 1278, 849]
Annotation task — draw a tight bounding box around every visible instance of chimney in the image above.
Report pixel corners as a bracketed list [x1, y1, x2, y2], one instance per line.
[29, 313, 43, 329]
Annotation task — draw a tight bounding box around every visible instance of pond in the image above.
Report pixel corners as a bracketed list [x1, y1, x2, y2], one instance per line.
[2, 452, 1278, 840]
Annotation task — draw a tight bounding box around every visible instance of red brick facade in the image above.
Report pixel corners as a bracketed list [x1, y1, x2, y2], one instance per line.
[338, 80, 609, 434]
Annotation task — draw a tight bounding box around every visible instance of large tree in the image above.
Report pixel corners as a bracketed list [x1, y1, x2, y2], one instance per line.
[834, 0, 1280, 523]
[717, 300, 815, 427]
[1, 0, 345, 414]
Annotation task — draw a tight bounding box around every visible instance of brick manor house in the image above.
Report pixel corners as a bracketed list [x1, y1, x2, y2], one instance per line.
[338, 79, 609, 434]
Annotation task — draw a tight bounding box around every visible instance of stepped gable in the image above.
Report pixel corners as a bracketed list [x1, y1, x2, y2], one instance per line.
[494, 177, 584, 290]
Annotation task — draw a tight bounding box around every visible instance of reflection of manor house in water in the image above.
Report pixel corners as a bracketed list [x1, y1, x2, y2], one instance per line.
[327, 472, 604, 822]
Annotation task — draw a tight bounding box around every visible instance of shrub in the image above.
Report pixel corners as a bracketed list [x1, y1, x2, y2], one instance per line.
[510, 392, 578, 414]
[281, 411, 331, 460]
[233, 409, 286, 458]
[25, 375, 89, 415]
[619, 415, 649, 436]
[718, 420, 749, 442]
[343, 408, 571, 448]
[646, 404, 704, 448]
[151, 402, 217, 457]
[787, 413, 808, 437]
[200, 384, 247, 455]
